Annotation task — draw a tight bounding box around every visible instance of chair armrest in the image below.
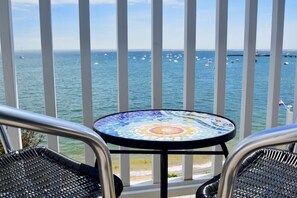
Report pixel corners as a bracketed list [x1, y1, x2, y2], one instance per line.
[0, 105, 116, 198]
[0, 125, 13, 153]
[217, 123, 297, 198]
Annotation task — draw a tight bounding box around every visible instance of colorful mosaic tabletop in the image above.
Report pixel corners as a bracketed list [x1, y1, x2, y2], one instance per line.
[94, 110, 235, 142]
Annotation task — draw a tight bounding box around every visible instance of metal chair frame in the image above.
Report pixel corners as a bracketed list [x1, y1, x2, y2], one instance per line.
[0, 105, 116, 198]
[216, 123, 297, 198]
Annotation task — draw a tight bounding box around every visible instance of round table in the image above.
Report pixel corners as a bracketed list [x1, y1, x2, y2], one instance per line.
[93, 109, 236, 198]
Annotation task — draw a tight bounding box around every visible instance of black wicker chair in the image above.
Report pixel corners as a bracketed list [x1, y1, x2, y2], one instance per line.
[196, 124, 297, 198]
[0, 105, 123, 198]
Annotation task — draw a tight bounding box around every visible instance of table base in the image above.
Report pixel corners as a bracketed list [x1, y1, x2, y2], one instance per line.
[109, 143, 229, 198]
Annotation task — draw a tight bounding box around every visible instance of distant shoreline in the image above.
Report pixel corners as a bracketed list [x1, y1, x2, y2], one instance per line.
[12, 49, 297, 53]
[227, 53, 297, 58]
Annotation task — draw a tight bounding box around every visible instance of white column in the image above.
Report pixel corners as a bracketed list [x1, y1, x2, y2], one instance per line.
[151, 0, 163, 184]
[39, 0, 59, 152]
[79, 0, 95, 165]
[286, 110, 294, 125]
[117, 0, 130, 186]
[266, 0, 285, 129]
[294, 58, 297, 122]
[151, 0, 163, 109]
[0, 0, 21, 149]
[240, 0, 258, 140]
[212, 0, 228, 175]
[182, 0, 196, 180]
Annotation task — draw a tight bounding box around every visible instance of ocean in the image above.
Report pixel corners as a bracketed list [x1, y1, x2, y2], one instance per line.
[0, 50, 296, 162]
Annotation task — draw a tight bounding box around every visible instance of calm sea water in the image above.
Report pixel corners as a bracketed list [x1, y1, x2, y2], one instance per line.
[0, 50, 296, 161]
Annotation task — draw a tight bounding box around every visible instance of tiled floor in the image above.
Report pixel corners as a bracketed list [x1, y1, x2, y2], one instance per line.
[173, 195, 195, 198]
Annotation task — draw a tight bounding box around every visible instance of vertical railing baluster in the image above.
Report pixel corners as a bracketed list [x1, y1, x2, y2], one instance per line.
[39, 0, 59, 152]
[151, 0, 163, 184]
[212, 0, 228, 175]
[294, 60, 297, 122]
[117, 0, 130, 186]
[79, 0, 94, 165]
[240, 0, 258, 140]
[183, 0, 196, 181]
[0, 0, 21, 149]
[266, 0, 285, 129]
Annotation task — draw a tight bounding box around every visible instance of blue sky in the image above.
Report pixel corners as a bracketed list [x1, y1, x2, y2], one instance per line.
[11, 0, 297, 50]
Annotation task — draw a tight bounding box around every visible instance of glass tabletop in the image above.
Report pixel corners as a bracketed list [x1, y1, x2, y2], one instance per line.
[94, 110, 236, 149]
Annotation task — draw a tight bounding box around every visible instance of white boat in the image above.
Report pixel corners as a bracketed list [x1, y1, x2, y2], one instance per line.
[284, 61, 289, 65]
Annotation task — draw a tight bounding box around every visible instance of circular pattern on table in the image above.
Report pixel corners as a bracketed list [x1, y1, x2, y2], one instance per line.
[94, 110, 235, 142]
[123, 122, 197, 140]
[149, 125, 184, 136]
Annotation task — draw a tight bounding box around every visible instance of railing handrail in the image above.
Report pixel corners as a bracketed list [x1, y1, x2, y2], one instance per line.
[0, 105, 116, 198]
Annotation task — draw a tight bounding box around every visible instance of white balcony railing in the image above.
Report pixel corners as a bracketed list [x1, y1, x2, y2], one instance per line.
[0, 0, 296, 197]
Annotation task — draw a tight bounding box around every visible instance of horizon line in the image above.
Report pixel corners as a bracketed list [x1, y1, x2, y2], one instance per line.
[12, 48, 297, 52]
